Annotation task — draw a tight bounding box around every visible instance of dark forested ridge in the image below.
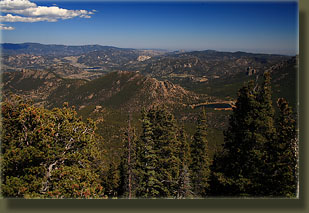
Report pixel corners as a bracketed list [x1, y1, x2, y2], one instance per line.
[1, 43, 298, 198]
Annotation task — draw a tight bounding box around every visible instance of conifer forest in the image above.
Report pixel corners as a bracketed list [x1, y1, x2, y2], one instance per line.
[1, 71, 298, 198]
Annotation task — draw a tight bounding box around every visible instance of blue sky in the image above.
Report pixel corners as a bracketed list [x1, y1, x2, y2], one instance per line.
[0, 0, 298, 55]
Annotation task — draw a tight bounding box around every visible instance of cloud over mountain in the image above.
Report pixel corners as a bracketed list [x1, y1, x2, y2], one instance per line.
[0, 0, 95, 28]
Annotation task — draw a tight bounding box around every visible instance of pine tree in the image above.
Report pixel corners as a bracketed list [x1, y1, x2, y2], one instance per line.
[177, 125, 192, 198]
[210, 73, 278, 197]
[269, 98, 298, 197]
[190, 108, 211, 197]
[153, 107, 181, 197]
[103, 161, 121, 198]
[136, 107, 181, 198]
[136, 108, 162, 198]
[210, 81, 258, 196]
[251, 71, 277, 195]
[119, 113, 139, 198]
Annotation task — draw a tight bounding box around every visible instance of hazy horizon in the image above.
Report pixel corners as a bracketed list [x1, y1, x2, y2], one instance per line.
[1, 41, 298, 56]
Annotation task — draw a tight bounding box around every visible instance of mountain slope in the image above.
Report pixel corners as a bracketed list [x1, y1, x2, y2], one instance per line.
[2, 69, 86, 106]
[125, 50, 290, 79]
[47, 71, 202, 111]
[3, 69, 204, 111]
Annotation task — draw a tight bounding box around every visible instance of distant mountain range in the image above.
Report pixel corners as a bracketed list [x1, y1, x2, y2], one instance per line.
[1, 42, 292, 82]
[0, 42, 168, 57]
[1, 42, 297, 107]
[1, 43, 126, 56]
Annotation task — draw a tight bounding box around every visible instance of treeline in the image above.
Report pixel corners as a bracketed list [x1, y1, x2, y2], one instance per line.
[1, 72, 298, 198]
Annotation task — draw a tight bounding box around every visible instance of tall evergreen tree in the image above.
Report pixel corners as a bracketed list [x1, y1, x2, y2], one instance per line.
[153, 107, 182, 197]
[269, 98, 298, 197]
[210, 73, 278, 197]
[252, 71, 277, 195]
[119, 116, 139, 198]
[190, 108, 211, 197]
[210, 81, 259, 196]
[135, 109, 162, 198]
[177, 124, 192, 198]
[136, 107, 181, 198]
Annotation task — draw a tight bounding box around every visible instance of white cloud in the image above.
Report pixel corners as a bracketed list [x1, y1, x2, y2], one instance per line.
[80, 15, 91, 19]
[7, 6, 91, 19]
[0, 0, 95, 23]
[0, 24, 15, 30]
[0, 14, 57, 22]
[0, 0, 36, 11]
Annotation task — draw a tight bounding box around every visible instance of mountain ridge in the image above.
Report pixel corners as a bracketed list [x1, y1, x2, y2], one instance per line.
[1, 42, 294, 57]
[2, 69, 205, 112]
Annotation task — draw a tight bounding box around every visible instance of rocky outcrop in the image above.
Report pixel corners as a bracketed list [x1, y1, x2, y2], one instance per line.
[137, 55, 151, 62]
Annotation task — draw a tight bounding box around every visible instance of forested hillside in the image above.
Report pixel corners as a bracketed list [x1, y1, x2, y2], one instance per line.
[1, 43, 298, 198]
[1, 72, 298, 198]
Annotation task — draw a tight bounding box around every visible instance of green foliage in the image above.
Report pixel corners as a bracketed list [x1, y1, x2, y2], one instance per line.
[9, 76, 46, 92]
[136, 107, 182, 198]
[1, 66, 297, 198]
[1, 95, 106, 198]
[190, 108, 211, 197]
[271, 62, 298, 112]
[183, 71, 256, 99]
[210, 73, 298, 197]
[102, 161, 121, 198]
[177, 125, 193, 198]
[210, 75, 269, 196]
[136, 109, 162, 198]
[47, 71, 145, 109]
[268, 98, 298, 197]
[118, 121, 139, 198]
